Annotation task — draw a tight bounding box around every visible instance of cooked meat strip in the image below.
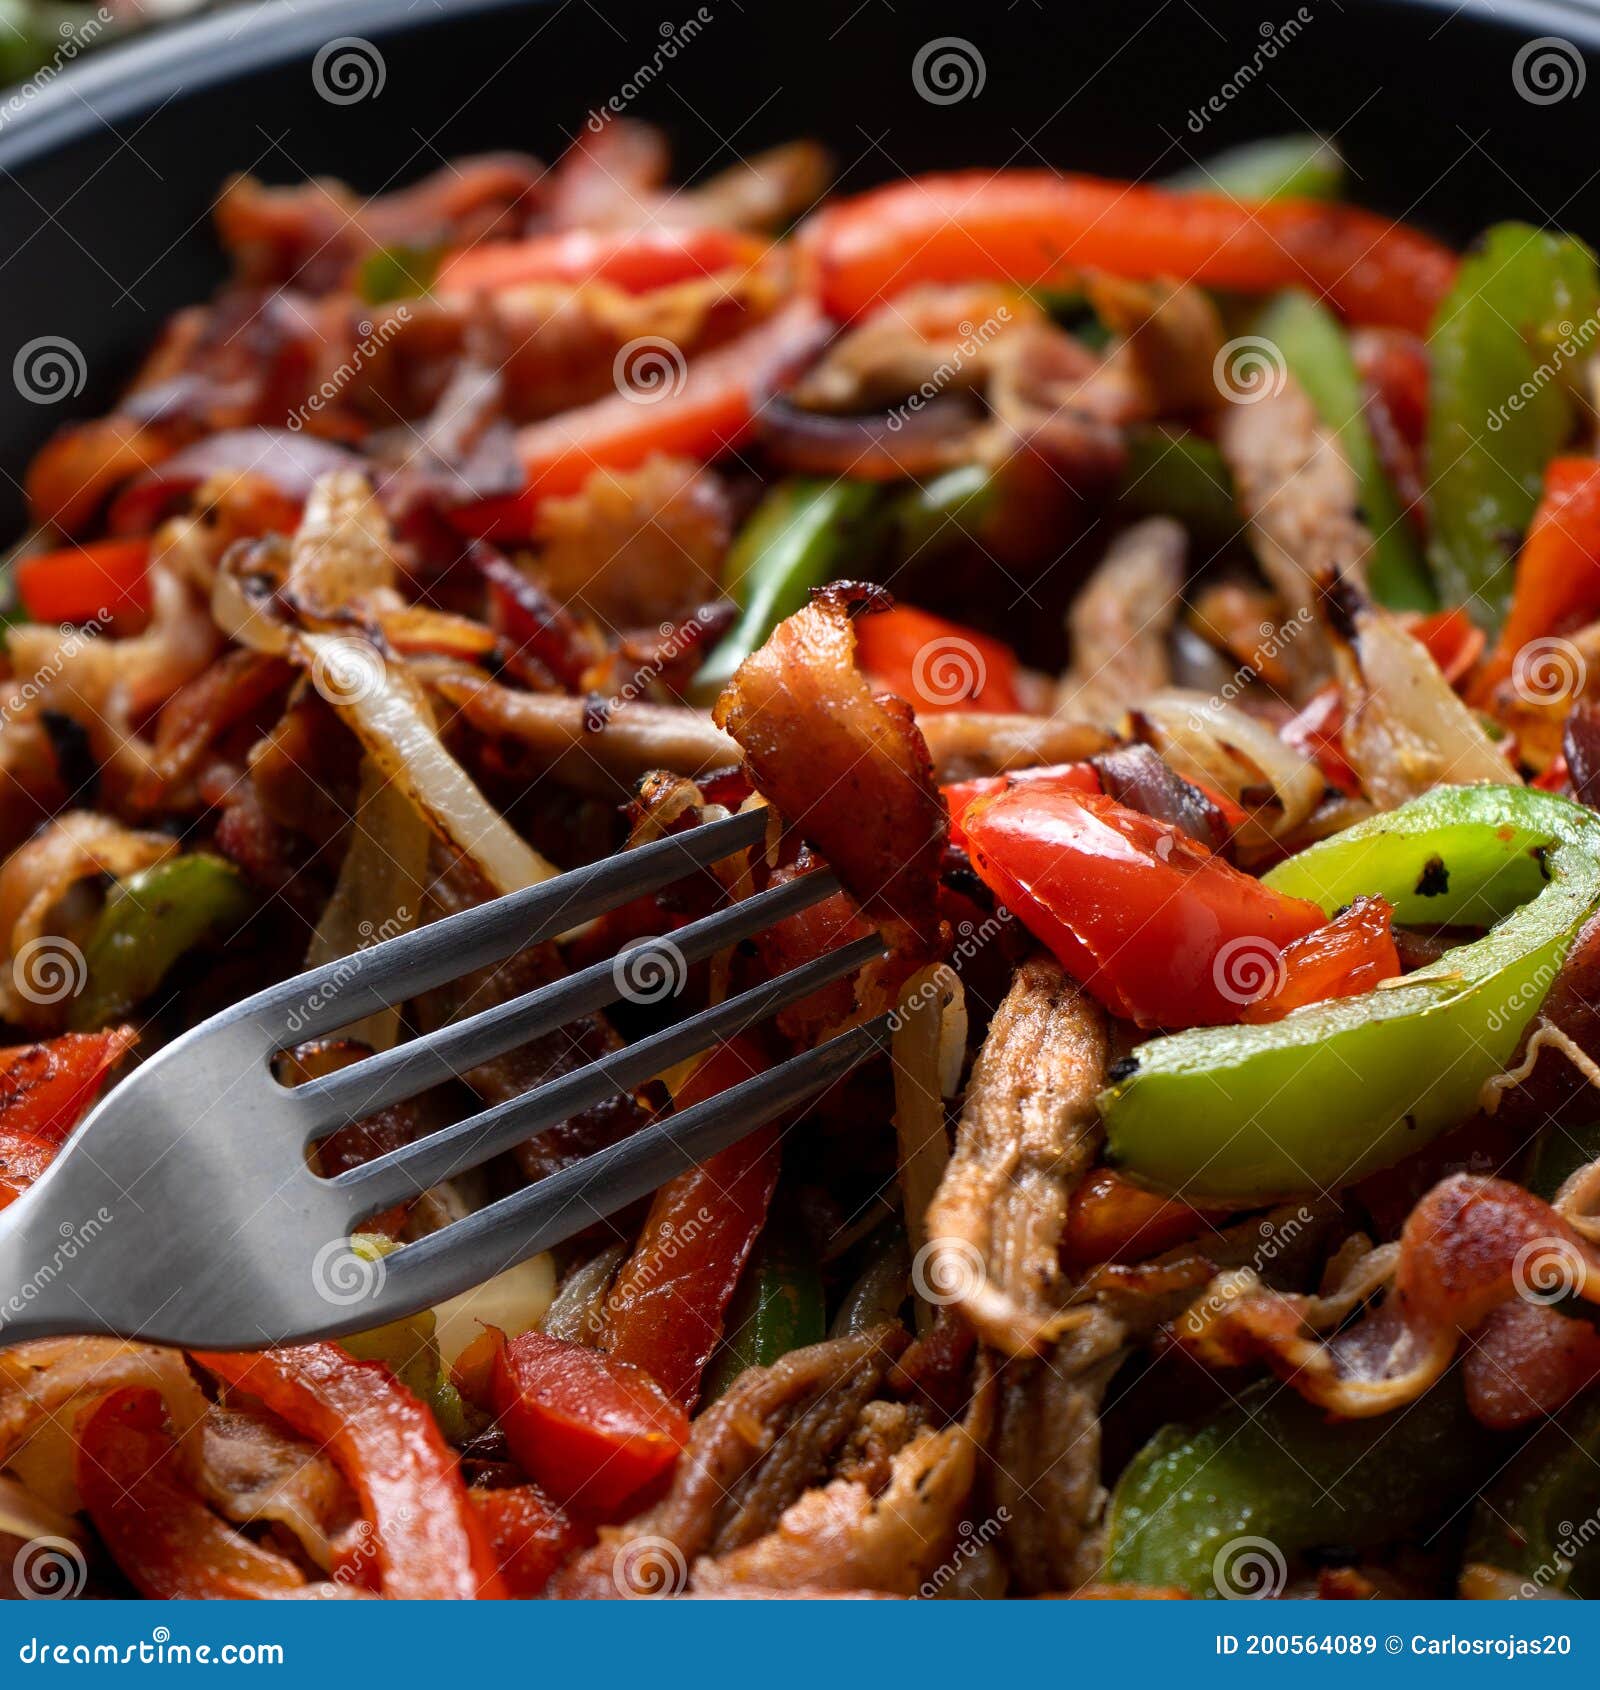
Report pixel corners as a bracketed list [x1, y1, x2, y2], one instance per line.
[714, 587, 947, 969]
[691, 1364, 993, 1596]
[532, 458, 732, 632]
[918, 711, 1115, 780]
[549, 1325, 907, 1598]
[1056, 517, 1186, 727]
[923, 956, 1108, 1356]
[1215, 378, 1359, 639]
[990, 1307, 1128, 1595]
[434, 674, 740, 799]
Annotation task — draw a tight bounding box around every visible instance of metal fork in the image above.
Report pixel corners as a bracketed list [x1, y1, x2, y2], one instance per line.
[0, 808, 891, 1349]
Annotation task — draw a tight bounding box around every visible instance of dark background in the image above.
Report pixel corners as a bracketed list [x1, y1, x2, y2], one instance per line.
[1, 0, 1598, 536]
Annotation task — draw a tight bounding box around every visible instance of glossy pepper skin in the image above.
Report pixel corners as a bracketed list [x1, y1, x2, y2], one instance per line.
[1464, 1392, 1600, 1597]
[1251, 289, 1432, 610]
[689, 477, 882, 704]
[1100, 786, 1600, 1203]
[1426, 225, 1600, 630]
[70, 853, 252, 1031]
[1104, 1378, 1487, 1596]
[961, 778, 1326, 1028]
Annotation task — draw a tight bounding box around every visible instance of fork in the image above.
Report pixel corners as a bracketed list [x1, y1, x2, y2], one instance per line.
[0, 807, 891, 1349]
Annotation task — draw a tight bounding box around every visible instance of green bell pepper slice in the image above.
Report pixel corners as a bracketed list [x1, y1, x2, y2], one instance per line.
[70, 853, 254, 1031]
[1426, 224, 1600, 631]
[1251, 289, 1433, 610]
[1169, 134, 1345, 202]
[1100, 786, 1600, 1202]
[1115, 427, 1241, 555]
[890, 464, 997, 564]
[1105, 1377, 1488, 1596]
[689, 478, 882, 704]
[703, 1205, 825, 1400]
[1463, 1392, 1600, 1597]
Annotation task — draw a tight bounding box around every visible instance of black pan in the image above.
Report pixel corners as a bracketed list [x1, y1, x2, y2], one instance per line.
[1, 0, 1598, 539]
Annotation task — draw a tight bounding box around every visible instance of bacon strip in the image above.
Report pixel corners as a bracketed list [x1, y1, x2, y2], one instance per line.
[713, 587, 947, 969]
[1180, 1173, 1600, 1421]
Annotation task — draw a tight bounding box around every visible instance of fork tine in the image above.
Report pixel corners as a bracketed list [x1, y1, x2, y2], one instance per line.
[234, 807, 769, 1044]
[357, 1015, 894, 1322]
[329, 932, 887, 1216]
[295, 865, 845, 1130]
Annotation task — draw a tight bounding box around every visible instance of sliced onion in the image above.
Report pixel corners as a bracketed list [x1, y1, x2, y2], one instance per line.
[1137, 688, 1324, 849]
[1337, 608, 1514, 810]
[108, 430, 360, 536]
[892, 964, 960, 1335]
[0, 1338, 209, 1514]
[759, 393, 981, 480]
[297, 631, 558, 892]
[304, 757, 429, 1051]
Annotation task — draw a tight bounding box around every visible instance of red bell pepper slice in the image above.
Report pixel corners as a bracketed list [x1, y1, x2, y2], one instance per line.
[603, 1039, 779, 1408]
[78, 1388, 311, 1598]
[1063, 1168, 1214, 1269]
[0, 1131, 59, 1210]
[14, 538, 151, 622]
[490, 1330, 690, 1515]
[1237, 895, 1400, 1024]
[0, 1028, 135, 1143]
[1475, 457, 1600, 704]
[943, 763, 1102, 851]
[1406, 606, 1484, 688]
[961, 775, 1325, 1028]
[854, 604, 1028, 716]
[1281, 684, 1362, 798]
[453, 297, 825, 539]
[195, 1344, 504, 1599]
[468, 1484, 592, 1598]
[803, 171, 1458, 332]
[437, 226, 766, 296]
